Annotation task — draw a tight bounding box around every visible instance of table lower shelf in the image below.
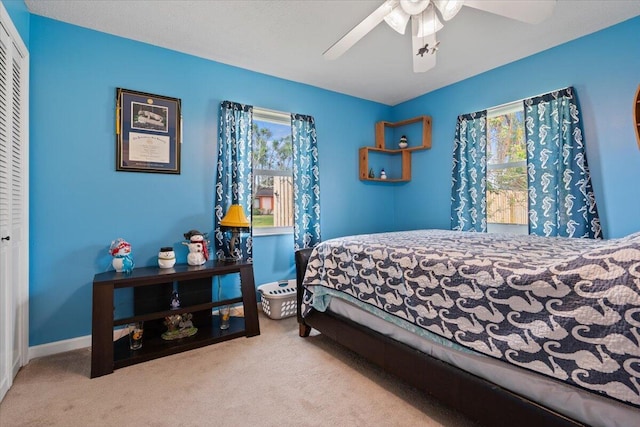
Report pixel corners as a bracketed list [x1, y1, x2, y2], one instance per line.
[113, 316, 247, 370]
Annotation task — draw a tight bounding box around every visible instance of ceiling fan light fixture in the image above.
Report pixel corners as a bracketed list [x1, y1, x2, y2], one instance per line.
[400, 0, 431, 16]
[414, 4, 443, 38]
[433, 0, 464, 21]
[384, 5, 411, 34]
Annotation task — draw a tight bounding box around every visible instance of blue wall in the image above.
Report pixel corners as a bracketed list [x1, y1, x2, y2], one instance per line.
[25, 11, 640, 346]
[29, 16, 393, 345]
[391, 16, 640, 239]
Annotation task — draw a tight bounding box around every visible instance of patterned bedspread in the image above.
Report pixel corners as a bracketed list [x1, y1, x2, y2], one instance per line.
[301, 229, 640, 407]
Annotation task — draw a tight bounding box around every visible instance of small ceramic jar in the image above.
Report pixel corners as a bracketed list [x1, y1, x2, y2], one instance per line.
[158, 247, 176, 269]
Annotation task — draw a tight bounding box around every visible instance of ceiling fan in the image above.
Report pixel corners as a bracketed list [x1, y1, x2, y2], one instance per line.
[323, 0, 556, 72]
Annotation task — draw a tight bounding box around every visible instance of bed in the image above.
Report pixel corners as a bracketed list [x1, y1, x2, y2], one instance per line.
[295, 230, 640, 427]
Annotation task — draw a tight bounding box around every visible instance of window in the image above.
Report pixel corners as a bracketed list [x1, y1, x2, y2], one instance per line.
[486, 102, 528, 234]
[252, 108, 293, 235]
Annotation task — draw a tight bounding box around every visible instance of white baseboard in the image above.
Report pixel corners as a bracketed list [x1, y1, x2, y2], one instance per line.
[0, 376, 9, 403]
[28, 335, 91, 361]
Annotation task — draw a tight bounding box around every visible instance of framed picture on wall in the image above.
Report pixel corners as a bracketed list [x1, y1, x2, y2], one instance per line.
[116, 88, 181, 174]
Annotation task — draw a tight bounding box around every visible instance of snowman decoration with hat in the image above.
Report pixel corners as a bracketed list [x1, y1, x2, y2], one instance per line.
[109, 238, 134, 274]
[182, 229, 209, 266]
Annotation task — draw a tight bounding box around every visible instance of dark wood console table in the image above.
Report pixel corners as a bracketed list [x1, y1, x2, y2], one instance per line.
[91, 260, 260, 378]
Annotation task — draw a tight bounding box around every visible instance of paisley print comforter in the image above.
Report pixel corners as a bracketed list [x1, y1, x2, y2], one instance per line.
[301, 229, 640, 407]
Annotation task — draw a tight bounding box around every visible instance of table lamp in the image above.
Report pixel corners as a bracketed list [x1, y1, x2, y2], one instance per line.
[219, 204, 250, 260]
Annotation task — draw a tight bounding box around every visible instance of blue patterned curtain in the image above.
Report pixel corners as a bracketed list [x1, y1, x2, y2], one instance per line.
[524, 87, 601, 238]
[291, 113, 321, 250]
[451, 111, 487, 232]
[214, 101, 253, 260]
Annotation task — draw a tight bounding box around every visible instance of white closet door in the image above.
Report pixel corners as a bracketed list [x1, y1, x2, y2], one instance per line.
[9, 29, 27, 380]
[0, 3, 29, 403]
[0, 15, 12, 403]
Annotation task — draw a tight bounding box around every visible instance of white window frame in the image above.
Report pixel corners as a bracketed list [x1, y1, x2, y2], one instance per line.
[252, 107, 293, 237]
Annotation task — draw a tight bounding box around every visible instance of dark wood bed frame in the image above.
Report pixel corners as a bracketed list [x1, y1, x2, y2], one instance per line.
[295, 248, 585, 427]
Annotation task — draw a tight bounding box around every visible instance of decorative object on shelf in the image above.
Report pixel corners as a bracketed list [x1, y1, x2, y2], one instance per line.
[368, 168, 375, 178]
[380, 169, 387, 180]
[158, 246, 176, 269]
[219, 204, 251, 261]
[109, 238, 134, 274]
[128, 321, 144, 350]
[219, 306, 231, 330]
[399, 135, 408, 149]
[116, 88, 182, 174]
[182, 229, 209, 266]
[170, 290, 181, 309]
[161, 313, 197, 341]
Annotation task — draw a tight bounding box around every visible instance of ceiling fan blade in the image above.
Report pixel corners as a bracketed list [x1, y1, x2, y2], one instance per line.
[463, 0, 556, 24]
[323, 0, 397, 60]
[411, 17, 437, 73]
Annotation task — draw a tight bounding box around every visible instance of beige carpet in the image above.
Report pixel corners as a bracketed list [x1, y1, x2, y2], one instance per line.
[0, 313, 477, 426]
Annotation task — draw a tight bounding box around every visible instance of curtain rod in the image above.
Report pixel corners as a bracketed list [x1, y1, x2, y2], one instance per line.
[487, 86, 570, 113]
[253, 106, 290, 122]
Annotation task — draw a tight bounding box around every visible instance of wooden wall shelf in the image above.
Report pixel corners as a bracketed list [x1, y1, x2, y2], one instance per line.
[359, 115, 432, 182]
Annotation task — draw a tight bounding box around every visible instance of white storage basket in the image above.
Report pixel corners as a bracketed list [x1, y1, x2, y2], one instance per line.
[258, 280, 297, 320]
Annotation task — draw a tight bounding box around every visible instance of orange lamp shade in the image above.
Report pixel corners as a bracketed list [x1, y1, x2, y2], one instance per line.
[220, 204, 250, 228]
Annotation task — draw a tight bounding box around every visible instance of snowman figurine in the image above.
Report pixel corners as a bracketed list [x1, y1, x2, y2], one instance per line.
[110, 238, 134, 274]
[182, 229, 209, 266]
[158, 247, 176, 269]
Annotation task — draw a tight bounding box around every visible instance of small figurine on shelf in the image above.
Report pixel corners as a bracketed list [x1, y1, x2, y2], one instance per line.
[179, 313, 194, 329]
[368, 168, 375, 178]
[109, 238, 134, 274]
[399, 135, 408, 149]
[183, 229, 209, 266]
[164, 315, 182, 332]
[170, 290, 181, 310]
[380, 169, 387, 180]
[162, 313, 197, 341]
[158, 247, 176, 269]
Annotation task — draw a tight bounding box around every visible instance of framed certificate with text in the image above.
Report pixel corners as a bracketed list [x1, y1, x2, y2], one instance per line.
[116, 88, 181, 174]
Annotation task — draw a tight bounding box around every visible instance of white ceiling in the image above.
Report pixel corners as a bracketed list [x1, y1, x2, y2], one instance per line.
[25, 0, 640, 106]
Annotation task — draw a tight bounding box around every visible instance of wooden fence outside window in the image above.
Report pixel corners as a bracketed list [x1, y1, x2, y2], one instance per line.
[487, 189, 528, 225]
[273, 176, 293, 227]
